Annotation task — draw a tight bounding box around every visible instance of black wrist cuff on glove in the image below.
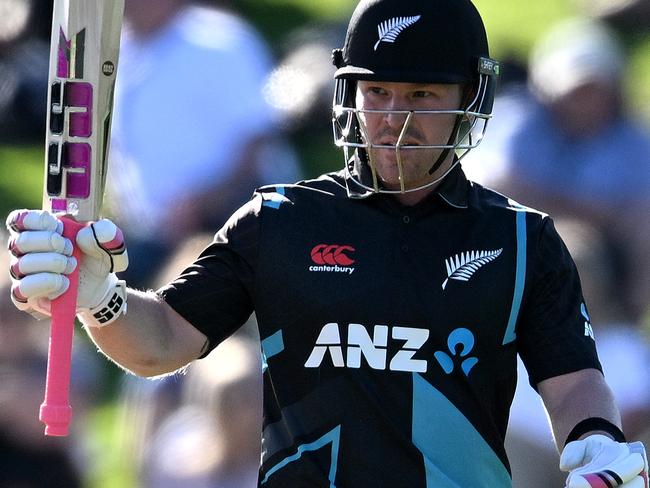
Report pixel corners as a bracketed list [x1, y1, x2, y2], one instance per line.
[565, 417, 627, 447]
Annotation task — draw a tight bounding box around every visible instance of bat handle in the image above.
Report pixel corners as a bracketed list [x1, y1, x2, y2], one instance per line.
[39, 216, 85, 436]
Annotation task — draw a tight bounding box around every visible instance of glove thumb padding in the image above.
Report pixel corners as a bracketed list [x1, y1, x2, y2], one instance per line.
[561, 435, 603, 471]
[76, 219, 128, 274]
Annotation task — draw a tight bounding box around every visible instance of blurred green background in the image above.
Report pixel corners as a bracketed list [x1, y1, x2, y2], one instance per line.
[1, 1, 649, 487]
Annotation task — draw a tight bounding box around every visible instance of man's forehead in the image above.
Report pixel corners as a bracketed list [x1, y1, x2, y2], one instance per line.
[357, 80, 459, 89]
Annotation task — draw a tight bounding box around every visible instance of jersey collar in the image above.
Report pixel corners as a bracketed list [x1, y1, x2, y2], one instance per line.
[435, 164, 469, 209]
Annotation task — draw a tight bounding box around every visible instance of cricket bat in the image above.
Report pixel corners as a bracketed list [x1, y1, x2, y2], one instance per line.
[41, 0, 124, 436]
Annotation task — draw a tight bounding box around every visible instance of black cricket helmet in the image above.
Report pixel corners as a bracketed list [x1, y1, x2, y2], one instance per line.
[331, 0, 500, 194]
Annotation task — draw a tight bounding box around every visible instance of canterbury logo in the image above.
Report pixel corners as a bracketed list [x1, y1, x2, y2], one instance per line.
[309, 244, 355, 275]
[442, 249, 503, 290]
[311, 245, 355, 266]
[374, 15, 421, 51]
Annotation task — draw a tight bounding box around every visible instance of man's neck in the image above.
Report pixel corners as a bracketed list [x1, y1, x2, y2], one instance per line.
[392, 186, 437, 206]
[388, 158, 456, 206]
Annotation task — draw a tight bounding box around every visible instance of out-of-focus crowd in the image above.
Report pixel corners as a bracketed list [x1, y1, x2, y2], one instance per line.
[1, 0, 649, 486]
[463, 4, 650, 486]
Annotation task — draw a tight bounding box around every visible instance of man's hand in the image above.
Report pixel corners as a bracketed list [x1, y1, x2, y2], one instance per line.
[561, 434, 649, 488]
[6, 209, 129, 326]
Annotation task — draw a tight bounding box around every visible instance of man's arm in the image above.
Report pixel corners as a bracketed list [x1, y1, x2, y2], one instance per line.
[82, 288, 208, 378]
[538, 368, 622, 451]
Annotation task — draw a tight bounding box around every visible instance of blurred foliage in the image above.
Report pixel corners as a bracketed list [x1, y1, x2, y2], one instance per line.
[0, 146, 43, 220]
[81, 403, 137, 488]
[626, 35, 650, 122]
[237, 0, 354, 47]
[475, 0, 577, 58]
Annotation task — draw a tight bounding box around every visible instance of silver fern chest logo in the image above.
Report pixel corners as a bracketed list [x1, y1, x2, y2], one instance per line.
[442, 249, 503, 290]
[374, 15, 421, 51]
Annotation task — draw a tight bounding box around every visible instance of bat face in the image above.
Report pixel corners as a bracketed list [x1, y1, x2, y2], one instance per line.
[44, 0, 124, 221]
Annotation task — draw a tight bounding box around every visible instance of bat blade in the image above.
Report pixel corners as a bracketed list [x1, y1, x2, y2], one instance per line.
[40, 0, 124, 437]
[43, 0, 123, 220]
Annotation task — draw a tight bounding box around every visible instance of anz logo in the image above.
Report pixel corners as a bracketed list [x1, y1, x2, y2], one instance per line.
[304, 323, 479, 375]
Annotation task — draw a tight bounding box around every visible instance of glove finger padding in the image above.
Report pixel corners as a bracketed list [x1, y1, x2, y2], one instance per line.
[562, 435, 648, 488]
[629, 442, 649, 488]
[621, 478, 648, 488]
[6, 210, 76, 321]
[6, 209, 63, 233]
[9, 230, 73, 257]
[11, 273, 70, 320]
[10, 253, 77, 279]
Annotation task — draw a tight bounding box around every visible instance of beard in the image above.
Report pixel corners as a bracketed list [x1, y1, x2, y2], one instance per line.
[367, 144, 449, 191]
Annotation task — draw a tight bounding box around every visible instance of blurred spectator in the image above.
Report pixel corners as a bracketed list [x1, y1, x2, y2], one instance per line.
[464, 17, 650, 323]
[573, 0, 650, 32]
[0, 229, 109, 487]
[140, 327, 262, 488]
[0, 0, 50, 143]
[506, 217, 650, 488]
[117, 232, 262, 487]
[264, 22, 345, 132]
[106, 0, 301, 288]
[262, 22, 347, 177]
[0, 279, 82, 486]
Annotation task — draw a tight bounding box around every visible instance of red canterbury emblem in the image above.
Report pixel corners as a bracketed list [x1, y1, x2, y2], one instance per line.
[311, 244, 355, 266]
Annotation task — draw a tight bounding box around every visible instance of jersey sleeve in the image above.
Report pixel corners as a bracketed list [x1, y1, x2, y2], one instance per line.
[517, 217, 602, 389]
[157, 194, 261, 356]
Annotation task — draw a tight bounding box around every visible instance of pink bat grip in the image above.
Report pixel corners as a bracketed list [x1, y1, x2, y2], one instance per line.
[39, 216, 85, 436]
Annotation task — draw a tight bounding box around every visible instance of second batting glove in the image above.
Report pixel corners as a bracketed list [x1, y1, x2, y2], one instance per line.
[561, 434, 649, 488]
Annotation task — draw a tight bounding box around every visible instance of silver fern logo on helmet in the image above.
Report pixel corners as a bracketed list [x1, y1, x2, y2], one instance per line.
[374, 15, 421, 51]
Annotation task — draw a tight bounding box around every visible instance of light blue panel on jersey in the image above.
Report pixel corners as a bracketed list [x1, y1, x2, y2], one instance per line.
[262, 329, 285, 372]
[412, 373, 511, 488]
[261, 424, 341, 487]
[262, 186, 287, 209]
[502, 209, 527, 345]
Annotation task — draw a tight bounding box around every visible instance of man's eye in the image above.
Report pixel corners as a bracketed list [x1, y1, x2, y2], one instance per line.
[413, 91, 432, 98]
[368, 87, 386, 95]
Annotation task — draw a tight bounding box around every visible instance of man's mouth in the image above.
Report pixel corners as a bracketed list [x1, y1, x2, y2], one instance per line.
[375, 138, 421, 147]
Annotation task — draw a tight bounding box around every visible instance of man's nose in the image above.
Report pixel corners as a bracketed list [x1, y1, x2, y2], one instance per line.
[382, 103, 410, 130]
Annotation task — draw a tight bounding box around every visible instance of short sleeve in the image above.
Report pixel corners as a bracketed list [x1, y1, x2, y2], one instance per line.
[157, 195, 261, 355]
[517, 217, 602, 388]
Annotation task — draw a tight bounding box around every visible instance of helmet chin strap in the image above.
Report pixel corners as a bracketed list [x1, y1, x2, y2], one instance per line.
[427, 84, 474, 175]
[426, 117, 463, 176]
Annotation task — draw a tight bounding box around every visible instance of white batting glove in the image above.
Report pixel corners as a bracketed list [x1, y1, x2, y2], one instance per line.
[561, 434, 649, 488]
[6, 209, 129, 327]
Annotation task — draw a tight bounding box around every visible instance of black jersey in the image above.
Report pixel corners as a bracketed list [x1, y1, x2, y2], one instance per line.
[159, 166, 601, 488]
